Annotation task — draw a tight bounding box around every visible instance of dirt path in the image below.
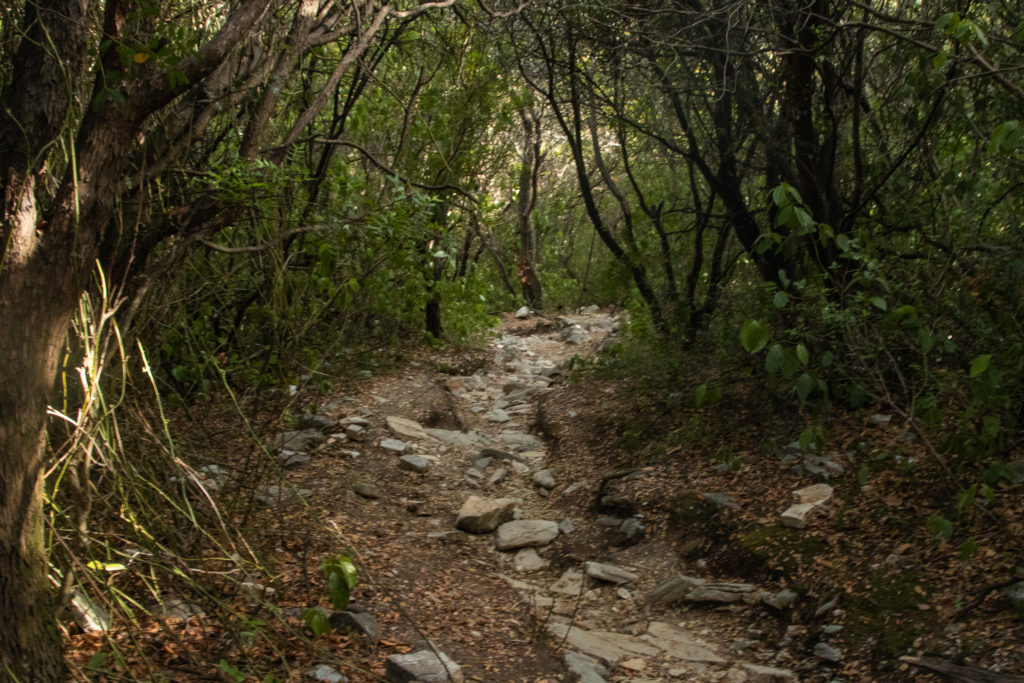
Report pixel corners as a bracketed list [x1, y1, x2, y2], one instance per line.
[283, 310, 799, 682]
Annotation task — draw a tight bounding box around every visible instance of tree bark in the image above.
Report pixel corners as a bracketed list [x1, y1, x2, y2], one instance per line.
[517, 105, 543, 309]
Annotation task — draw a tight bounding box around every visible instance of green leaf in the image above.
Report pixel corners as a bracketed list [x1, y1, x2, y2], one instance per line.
[926, 514, 954, 540]
[820, 351, 834, 367]
[957, 483, 978, 515]
[870, 297, 888, 311]
[771, 184, 788, 207]
[694, 383, 708, 409]
[302, 608, 331, 637]
[86, 561, 126, 572]
[765, 343, 784, 374]
[932, 51, 948, 70]
[87, 652, 108, 671]
[796, 343, 809, 366]
[858, 463, 869, 485]
[918, 328, 935, 354]
[773, 291, 789, 309]
[796, 372, 814, 405]
[960, 537, 979, 561]
[740, 320, 770, 353]
[969, 354, 991, 377]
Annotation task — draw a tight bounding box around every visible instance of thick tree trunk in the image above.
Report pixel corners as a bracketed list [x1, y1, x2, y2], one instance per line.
[517, 106, 543, 309]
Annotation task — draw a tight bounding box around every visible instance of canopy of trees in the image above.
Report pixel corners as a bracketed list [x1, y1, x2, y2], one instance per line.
[1, 0, 1021, 678]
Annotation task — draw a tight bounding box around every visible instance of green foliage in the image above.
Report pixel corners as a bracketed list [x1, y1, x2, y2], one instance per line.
[320, 555, 358, 611]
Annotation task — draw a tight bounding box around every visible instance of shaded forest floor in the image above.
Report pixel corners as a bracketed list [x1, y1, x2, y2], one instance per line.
[66, 310, 1024, 682]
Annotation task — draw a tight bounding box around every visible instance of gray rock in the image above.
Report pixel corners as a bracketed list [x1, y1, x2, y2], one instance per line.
[515, 306, 531, 319]
[156, 595, 203, 620]
[495, 520, 559, 550]
[870, 414, 892, 426]
[780, 502, 823, 529]
[596, 516, 624, 527]
[345, 424, 366, 441]
[386, 645, 462, 682]
[641, 622, 727, 663]
[793, 483, 834, 504]
[478, 447, 526, 463]
[297, 414, 337, 431]
[307, 664, 348, 682]
[473, 456, 493, 470]
[547, 623, 659, 666]
[620, 517, 645, 541]
[379, 438, 407, 453]
[814, 596, 839, 617]
[464, 467, 484, 482]
[195, 464, 229, 491]
[513, 548, 548, 572]
[278, 429, 325, 451]
[822, 624, 843, 634]
[584, 561, 638, 585]
[329, 608, 379, 643]
[740, 663, 798, 682]
[487, 467, 508, 485]
[533, 469, 556, 490]
[353, 483, 381, 499]
[550, 569, 586, 596]
[497, 430, 543, 452]
[645, 575, 706, 606]
[486, 409, 510, 423]
[558, 517, 575, 534]
[426, 429, 486, 448]
[813, 642, 842, 662]
[398, 455, 429, 473]
[339, 416, 370, 426]
[385, 415, 428, 441]
[686, 582, 756, 603]
[564, 651, 608, 683]
[1006, 581, 1024, 612]
[764, 588, 798, 610]
[278, 450, 310, 468]
[703, 492, 740, 510]
[71, 589, 109, 632]
[255, 485, 311, 505]
[455, 496, 515, 533]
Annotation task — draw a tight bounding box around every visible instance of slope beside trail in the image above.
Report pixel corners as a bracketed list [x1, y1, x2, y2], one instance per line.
[280, 310, 828, 683]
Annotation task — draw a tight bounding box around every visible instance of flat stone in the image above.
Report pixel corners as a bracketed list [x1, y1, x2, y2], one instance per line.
[620, 517, 645, 541]
[740, 663, 798, 682]
[486, 409, 510, 423]
[584, 562, 638, 585]
[764, 588, 798, 609]
[813, 642, 842, 662]
[513, 548, 549, 572]
[558, 517, 575, 534]
[620, 658, 646, 671]
[487, 467, 508, 485]
[277, 429, 324, 451]
[386, 415, 428, 441]
[515, 306, 531, 319]
[297, 414, 338, 431]
[596, 516, 624, 528]
[547, 623, 659, 666]
[339, 416, 370, 426]
[455, 496, 515, 533]
[345, 424, 366, 441]
[353, 483, 381, 499]
[645, 575, 706, 606]
[686, 582, 755, 603]
[71, 590, 109, 632]
[307, 664, 348, 682]
[780, 502, 822, 528]
[398, 455, 429, 473]
[426, 429, 486, 448]
[255, 485, 311, 505]
[495, 520, 559, 550]
[277, 450, 310, 468]
[533, 469, 556, 489]
[703, 492, 740, 510]
[498, 430, 543, 452]
[793, 483, 834, 505]
[641, 622, 726, 663]
[386, 647, 462, 682]
[329, 608, 379, 643]
[564, 652, 608, 683]
[550, 569, 585, 596]
[379, 438, 407, 453]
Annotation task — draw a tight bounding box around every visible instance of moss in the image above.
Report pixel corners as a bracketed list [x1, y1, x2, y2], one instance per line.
[736, 525, 828, 577]
[843, 569, 939, 658]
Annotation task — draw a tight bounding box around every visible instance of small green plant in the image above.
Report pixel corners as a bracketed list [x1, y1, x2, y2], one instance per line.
[302, 554, 358, 637]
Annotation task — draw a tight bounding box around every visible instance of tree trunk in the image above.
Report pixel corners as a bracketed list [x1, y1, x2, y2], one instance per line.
[517, 105, 543, 309]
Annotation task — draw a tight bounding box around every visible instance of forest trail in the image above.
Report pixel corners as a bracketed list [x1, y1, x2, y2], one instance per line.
[281, 310, 812, 683]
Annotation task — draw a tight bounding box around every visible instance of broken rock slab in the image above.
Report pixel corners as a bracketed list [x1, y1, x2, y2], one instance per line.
[641, 622, 726, 664]
[793, 483, 834, 505]
[564, 652, 609, 683]
[495, 520, 560, 550]
[736, 663, 799, 683]
[645, 575, 706, 607]
[385, 415, 428, 441]
[546, 623, 659, 666]
[455, 496, 515, 534]
[780, 502, 823, 529]
[398, 454, 429, 473]
[379, 438, 407, 453]
[584, 561, 638, 585]
[386, 644, 462, 683]
[685, 582, 757, 604]
[513, 548, 549, 572]
[277, 429, 325, 451]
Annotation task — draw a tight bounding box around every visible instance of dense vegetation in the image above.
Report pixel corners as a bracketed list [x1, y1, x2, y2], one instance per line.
[1, 0, 1021, 679]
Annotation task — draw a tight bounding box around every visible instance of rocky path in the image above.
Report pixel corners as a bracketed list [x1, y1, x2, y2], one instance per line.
[271, 310, 804, 683]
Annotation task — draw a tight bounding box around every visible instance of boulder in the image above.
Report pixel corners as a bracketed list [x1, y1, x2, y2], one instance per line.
[455, 496, 515, 533]
[495, 520, 559, 550]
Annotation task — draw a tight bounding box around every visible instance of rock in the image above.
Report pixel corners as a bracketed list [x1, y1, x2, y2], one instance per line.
[398, 455, 429, 473]
[339, 416, 370, 426]
[641, 622, 727, 663]
[379, 438, 407, 453]
[802, 454, 845, 479]
[599, 494, 637, 516]
[497, 430, 543, 452]
[495, 520, 559, 550]
[455, 496, 515, 533]
[278, 429, 325, 451]
[487, 467, 508, 485]
[386, 415, 428, 441]
[793, 483, 834, 504]
[823, 624, 843, 634]
[386, 646, 462, 682]
[514, 548, 549, 572]
[814, 596, 839, 617]
[620, 658, 646, 671]
[255, 485, 311, 505]
[426, 429, 486, 448]
[558, 517, 575, 534]
[195, 464, 229, 491]
[619, 518, 644, 542]
[703, 492, 740, 510]
[764, 588, 798, 610]
[486, 409, 510, 423]
[739, 663, 798, 683]
[564, 651, 609, 683]
[870, 413, 892, 426]
[297, 414, 337, 431]
[278, 450, 310, 468]
[780, 502, 822, 529]
[71, 589, 109, 632]
[329, 608, 379, 643]
[515, 306, 531, 319]
[533, 469, 556, 489]
[345, 424, 366, 441]
[307, 664, 348, 682]
[1006, 460, 1024, 485]
[585, 562, 638, 585]
[238, 581, 276, 606]
[473, 456, 493, 470]
[686, 582, 756, 603]
[548, 623, 659, 666]
[353, 483, 381, 499]
[813, 642, 842, 662]
[645, 575, 706, 607]
[550, 569, 586, 596]
[156, 595, 204, 620]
